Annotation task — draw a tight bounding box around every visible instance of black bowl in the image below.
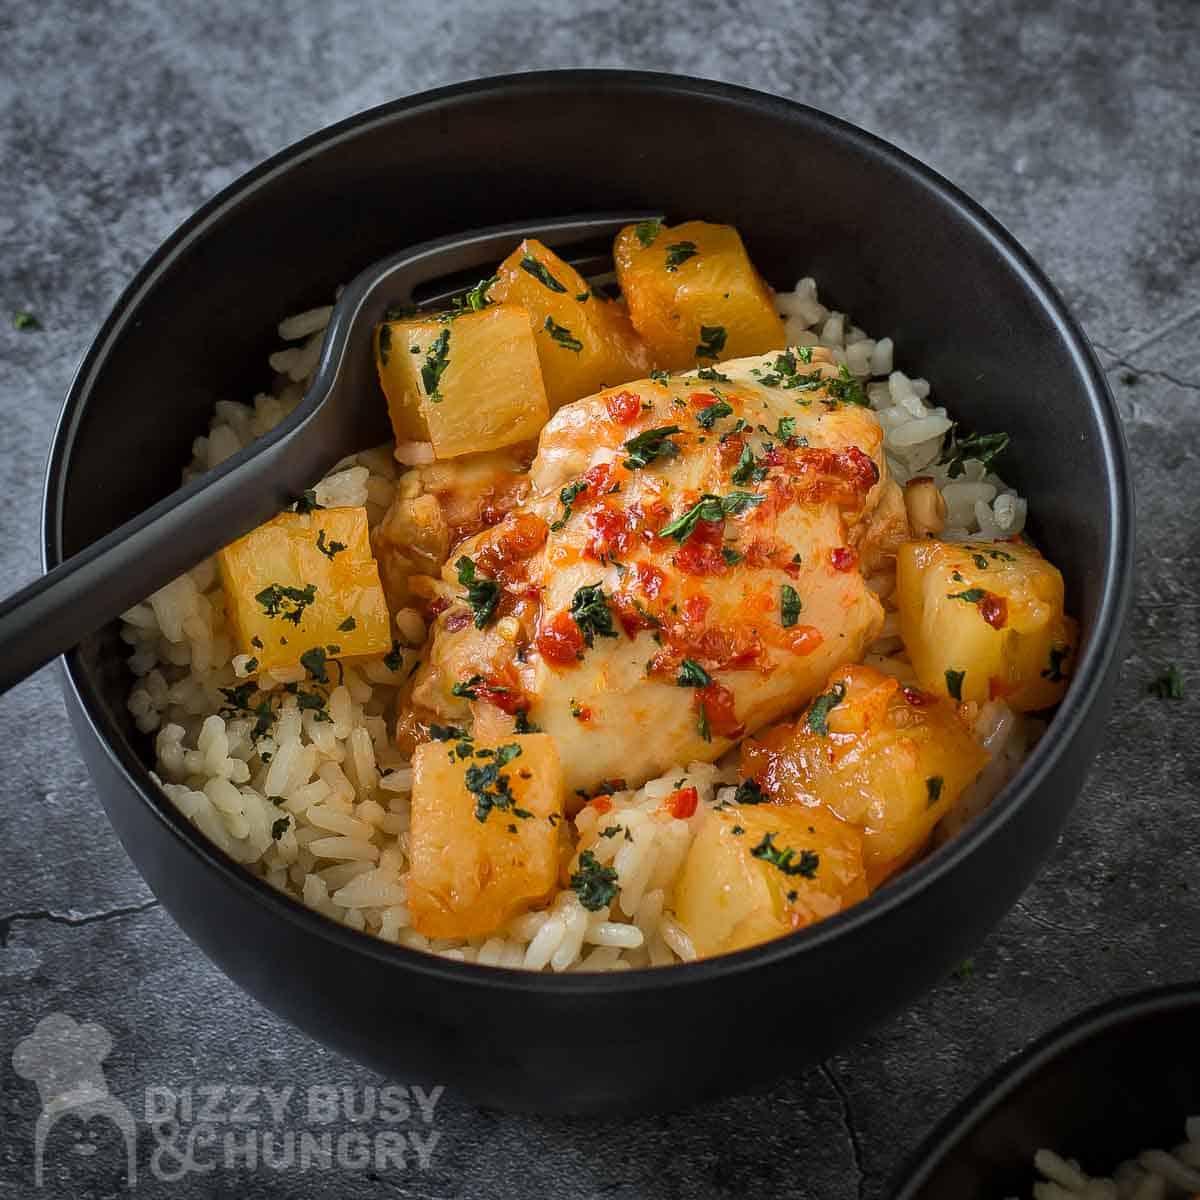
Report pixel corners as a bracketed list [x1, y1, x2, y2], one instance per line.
[43, 70, 1133, 1114]
[895, 984, 1200, 1197]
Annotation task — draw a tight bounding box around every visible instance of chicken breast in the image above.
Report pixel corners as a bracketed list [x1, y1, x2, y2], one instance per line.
[409, 347, 905, 797]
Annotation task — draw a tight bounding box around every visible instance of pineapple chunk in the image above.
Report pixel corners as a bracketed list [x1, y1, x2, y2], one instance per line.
[407, 733, 564, 939]
[490, 238, 651, 412]
[218, 508, 391, 674]
[613, 219, 787, 370]
[373, 305, 549, 458]
[896, 538, 1077, 711]
[741, 664, 989, 887]
[674, 802, 868, 959]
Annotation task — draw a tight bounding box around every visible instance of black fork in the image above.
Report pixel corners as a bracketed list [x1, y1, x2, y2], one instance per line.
[0, 211, 661, 693]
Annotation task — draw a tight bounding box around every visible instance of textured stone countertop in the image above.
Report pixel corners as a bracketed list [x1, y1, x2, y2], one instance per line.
[1, 2, 1197, 1196]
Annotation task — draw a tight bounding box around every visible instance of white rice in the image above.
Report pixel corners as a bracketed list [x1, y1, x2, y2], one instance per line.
[1015, 1118, 1200, 1199]
[122, 275, 1033, 970]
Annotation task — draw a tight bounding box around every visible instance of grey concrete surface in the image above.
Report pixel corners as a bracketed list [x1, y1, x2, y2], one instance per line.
[1, 1, 1197, 1196]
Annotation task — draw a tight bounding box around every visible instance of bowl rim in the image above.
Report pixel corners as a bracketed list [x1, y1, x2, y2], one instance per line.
[892, 981, 1200, 1197]
[42, 68, 1135, 994]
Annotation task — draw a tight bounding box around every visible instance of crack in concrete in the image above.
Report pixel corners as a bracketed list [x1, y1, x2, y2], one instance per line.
[1093, 338, 1200, 393]
[0, 898, 160, 947]
[818, 1060, 866, 1200]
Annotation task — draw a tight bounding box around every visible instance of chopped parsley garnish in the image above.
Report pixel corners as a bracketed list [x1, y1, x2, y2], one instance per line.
[464, 744, 524, 823]
[315, 529, 346, 560]
[420, 328, 451, 401]
[971, 553, 991, 571]
[293, 489, 323, 514]
[514, 710, 541, 733]
[732, 825, 745, 836]
[429, 723, 465, 741]
[823, 365, 868, 406]
[570, 850, 620, 911]
[569, 698, 587, 719]
[774, 416, 797, 441]
[242, 656, 259, 674]
[1148, 664, 1184, 699]
[721, 546, 743, 566]
[299, 646, 329, 683]
[695, 400, 733, 429]
[659, 491, 765, 542]
[926, 776, 945, 808]
[623, 424, 682, 470]
[519, 254, 567, 293]
[599, 825, 622, 839]
[649, 368, 672, 385]
[695, 324, 727, 361]
[255, 583, 316, 625]
[695, 366, 731, 383]
[271, 815, 291, 840]
[569, 583, 618, 647]
[664, 240, 698, 271]
[252, 701, 274, 737]
[382, 640, 404, 671]
[750, 832, 820, 878]
[780, 585, 802, 627]
[251, 636, 263, 649]
[807, 682, 846, 735]
[544, 316, 583, 353]
[676, 659, 712, 688]
[550, 478, 588, 531]
[384, 302, 418, 320]
[456, 274, 497, 311]
[753, 348, 821, 389]
[219, 681, 257, 713]
[452, 674, 483, 699]
[456, 556, 500, 629]
[1039, 645, 1070, 683]
[697, 704, 712, 743]
[13, 310, 40, 331]
[947, 588, 987, 603]
[731, 443, 768, 485]
[338, 615, 357, 632]
[635, 218, 662, 247]
[942, 429, 1010, 479]
[296, 689, 331, 721]
[945, 668, 966, 701]
[953, 958, 975, 982]
[734, 779, 766, 805]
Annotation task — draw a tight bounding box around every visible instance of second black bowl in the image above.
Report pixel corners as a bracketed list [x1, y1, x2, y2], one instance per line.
[45, 71, 1132, 1113]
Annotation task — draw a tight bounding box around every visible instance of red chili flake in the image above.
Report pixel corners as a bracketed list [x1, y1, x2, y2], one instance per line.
[590, 795, 613, 814]
[474, 680, 528, 715]
[536, 610, 584, 667]
[979, 593, 1008, 629]
[428, 596, 450, 616]
[688, 392, 716, 408]
[586, 505, 636, 562]
[903, 686, 937, 707]
[682, 594, 711, 625]
[605, 390, 642, 424]
[475, 511, 548, 580]
[694, 681, 743, 739]
[831, 546, 858, 572]
[664, 786, 699, 819]
[631, 561, 666, 599]
[783, 625, 823, 656]
[444, 611, 471, 633]
[572, 704, 593, 723]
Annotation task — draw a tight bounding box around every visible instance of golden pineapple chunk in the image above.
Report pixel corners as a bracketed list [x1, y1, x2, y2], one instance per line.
[896, 538, 1077, 712]
[742, 664, 990, 887]
[373, 305, 549, 458]
[490, 238, 651, 412]
[674, 802, 867, 959]
[613, 219, 787, 370]
[407, 733, 564, 939]
[218, 508, 391, 674]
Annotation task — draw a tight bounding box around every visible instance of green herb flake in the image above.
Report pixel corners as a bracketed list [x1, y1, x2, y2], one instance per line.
[219, 682, 257, 714]
[623, 424, 682, 470]
[520, 254, 568, 293]
[676, 659, 712, 688]
[570, 849, 620, 911]
[457, 274, 497, 311]
[635, 218, 662, 248]
[514, 710, 541, 733]
[420, 328, 451, 401]
[456, 556, 501, 629]
[550, 478, 588, 532]
[721, 546, 743, 566]
[695, 366, 731, 383]
[697, 704, 712, 743]
[543, 316, 583, 353]
[569, 583, 619, 647]
[243, 656, 259, 675]
[429, 723, 465, 741]
[271, 815, 291, 841]
[953, 958, 975, 982]
[780, 585, 802, 628]
[926, 776, 945, 808]
[945, 668, 966, 701]
[13, 310, 41, 331]
[299, 646, 329, 683]
[947, 588, 987, 603]
[775, 416, 797, 442]
[731, 443, 768, 485]
[254, 583, 317, 625]
[695, 399, 734, 430]
[733, 779, 766, 805]
[1042, 645, 1071, 683]
[465, 747, 523, 823]
[649, 368, 672, 385]
[823, 364, 869, 407]
[338, 615, 357, 632]
[599, 825, 622, 839]
[1148, 664, 1184, 700]
[664, 240, 698, 271]
[659, 491, 765, 542]
[750, 832, 820, 878]
[452, 674, 483, 700]
[695, 324, 727, 361]
[293, 489, 324, 514]
[943, 430, 1010, 479]
[807, 682, 847, 736]
[315, 528, 346, 560]
[382, 640, 404, 672]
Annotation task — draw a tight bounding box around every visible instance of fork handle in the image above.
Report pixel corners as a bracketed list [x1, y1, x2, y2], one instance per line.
[2, 415, 330, 694]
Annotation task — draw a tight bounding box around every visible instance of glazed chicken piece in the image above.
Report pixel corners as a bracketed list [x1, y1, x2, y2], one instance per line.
[410, 347, 906, 797]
